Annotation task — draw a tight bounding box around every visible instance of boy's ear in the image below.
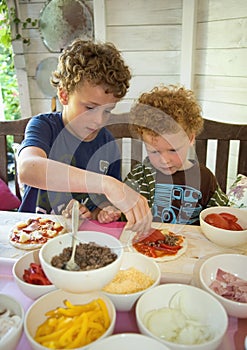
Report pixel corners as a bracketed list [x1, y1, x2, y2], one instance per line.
[58, 88, 69, 105]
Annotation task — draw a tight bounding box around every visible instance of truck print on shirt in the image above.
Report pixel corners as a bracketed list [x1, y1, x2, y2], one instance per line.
[153, 183, 202, 224]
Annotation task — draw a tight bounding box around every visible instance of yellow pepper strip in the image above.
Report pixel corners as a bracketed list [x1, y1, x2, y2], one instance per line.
[97, 298, 110, 328]
[34, 298, 110, 349]
[87, 328, 102, 343]
[35, 328, 65, 343]
[89, 320, 105, 331]
[88, 310, 103, 323]
[58, 323, 81, 348]
[42, 341, 57, 349]
[56, 317, 73, 330]
[66, 313, 88, 348]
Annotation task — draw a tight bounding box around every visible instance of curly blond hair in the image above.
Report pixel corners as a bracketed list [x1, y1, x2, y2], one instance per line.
[51, 39, 131, 98]
[130, 85, 204, 138]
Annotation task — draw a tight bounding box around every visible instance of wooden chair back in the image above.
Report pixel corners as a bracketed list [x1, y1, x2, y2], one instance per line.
[195, 120, 247, 192]
[1, 116, 245, 201]
[107, 116, 247, 193]
[0, 117, 31, 200]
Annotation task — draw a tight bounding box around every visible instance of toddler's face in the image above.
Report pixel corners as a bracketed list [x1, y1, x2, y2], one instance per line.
[60, 81, 120, 141]
[144, 130, 195, 175]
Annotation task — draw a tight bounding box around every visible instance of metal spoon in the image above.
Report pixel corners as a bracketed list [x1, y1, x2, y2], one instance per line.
[64, 200, 80, 271]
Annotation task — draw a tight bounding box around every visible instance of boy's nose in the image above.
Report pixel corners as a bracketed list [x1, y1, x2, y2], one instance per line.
[159, 153, 170, 164]
[91, 110, 105, 127]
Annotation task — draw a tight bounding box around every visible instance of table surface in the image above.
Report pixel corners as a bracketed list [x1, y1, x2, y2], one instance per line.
[0, 210, 246, 350]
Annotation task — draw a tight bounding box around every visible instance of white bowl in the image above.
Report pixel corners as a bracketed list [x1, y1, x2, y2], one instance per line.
[12, 250, 56, 299]
[102, 252, 161, 311]
[39, 230, 124, 293]
[24, 289, 116, 350]
[88, 333, 171, 350]
[200, 206, 247, 247]
[0, 293, 24, 350]
[136, 284, 228, 350]
[199, 253, 247, 318]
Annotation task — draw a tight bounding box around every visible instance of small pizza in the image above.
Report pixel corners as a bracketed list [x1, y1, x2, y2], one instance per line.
[130, 228, 187, 262]
[9, 217, 66, 250]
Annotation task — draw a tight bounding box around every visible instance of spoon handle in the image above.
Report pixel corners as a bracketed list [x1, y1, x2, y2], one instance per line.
[71, 200, 79, 260]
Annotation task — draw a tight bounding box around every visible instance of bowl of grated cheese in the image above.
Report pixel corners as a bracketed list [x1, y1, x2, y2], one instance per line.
[102, 252, 161, 311]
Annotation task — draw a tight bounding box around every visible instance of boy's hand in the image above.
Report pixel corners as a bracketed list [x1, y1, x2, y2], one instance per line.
[62, 199, 92, 221]
[97, 206, 121, 224]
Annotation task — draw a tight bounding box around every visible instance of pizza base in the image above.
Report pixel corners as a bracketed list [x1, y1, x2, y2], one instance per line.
[9, 239, 44, 250]
[129, 231, 188, 262]
[9, 217, 66, 250]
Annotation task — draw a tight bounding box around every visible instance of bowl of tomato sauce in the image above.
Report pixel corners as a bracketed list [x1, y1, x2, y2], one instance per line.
[12, 249, 56, 300]
[199, 206, 247, 247]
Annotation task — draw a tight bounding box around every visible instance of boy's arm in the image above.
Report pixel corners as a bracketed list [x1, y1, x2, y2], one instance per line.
[18, 146, 152, 234]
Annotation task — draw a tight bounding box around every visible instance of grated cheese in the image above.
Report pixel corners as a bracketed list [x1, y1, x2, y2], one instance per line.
[102, 267, 154, 294]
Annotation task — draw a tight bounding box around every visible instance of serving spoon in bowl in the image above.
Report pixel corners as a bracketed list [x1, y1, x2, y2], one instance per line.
[64, 200, 80, 271]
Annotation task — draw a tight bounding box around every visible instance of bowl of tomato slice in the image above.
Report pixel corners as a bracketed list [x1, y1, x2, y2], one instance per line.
[199, 206, 247, 247]
[13, 249, 56, 300]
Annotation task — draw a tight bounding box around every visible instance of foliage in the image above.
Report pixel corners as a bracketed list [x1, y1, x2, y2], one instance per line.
[0, 0, 38, 125]
[0, 0, 20, 122]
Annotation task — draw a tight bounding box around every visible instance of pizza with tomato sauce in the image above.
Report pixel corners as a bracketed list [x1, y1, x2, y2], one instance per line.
[131, 228, 187, 261]
[9, 217, 66, 250]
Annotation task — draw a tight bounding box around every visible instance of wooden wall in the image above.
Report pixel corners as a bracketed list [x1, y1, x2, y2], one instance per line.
[9, 0, 247, 188]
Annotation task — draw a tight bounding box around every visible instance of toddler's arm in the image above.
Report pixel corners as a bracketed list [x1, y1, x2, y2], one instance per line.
[97, 205, 121, 224]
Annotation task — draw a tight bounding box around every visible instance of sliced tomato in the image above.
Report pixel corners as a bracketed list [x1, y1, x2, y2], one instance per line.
[219, 212, 238, 223]
[228, 221, 243, 231]
[23, 263, 52, 285]
[204, 213, 230, 229]
[140, 229, 165, 243]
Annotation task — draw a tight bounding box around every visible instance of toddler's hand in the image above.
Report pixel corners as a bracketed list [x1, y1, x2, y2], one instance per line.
[62, 199, 92, 221]
[97, 206, 121, 224]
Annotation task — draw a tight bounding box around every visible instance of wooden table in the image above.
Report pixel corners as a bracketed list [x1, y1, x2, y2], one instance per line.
[0, 211, 246, 349]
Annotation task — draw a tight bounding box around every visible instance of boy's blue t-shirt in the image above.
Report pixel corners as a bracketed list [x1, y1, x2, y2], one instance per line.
[18, 112, 121, 214]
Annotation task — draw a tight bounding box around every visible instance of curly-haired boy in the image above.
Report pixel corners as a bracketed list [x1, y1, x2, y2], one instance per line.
[98, 85, 228, 225]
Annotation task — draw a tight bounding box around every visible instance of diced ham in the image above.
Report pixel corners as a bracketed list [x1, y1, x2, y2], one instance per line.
[209, 268, 247, 303]
[22, 220, 40, 233]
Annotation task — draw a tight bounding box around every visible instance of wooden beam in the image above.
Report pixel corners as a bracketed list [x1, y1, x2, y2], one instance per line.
[93, 0, 106, 41]
[180, 0, 198, 89]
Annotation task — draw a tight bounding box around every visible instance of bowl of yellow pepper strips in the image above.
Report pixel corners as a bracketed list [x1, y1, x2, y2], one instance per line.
[24, 289, 116, 350]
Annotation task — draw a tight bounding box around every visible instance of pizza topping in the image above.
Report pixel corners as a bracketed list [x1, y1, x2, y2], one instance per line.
[0, 306, 21, 344]
[209, 268, 247, 303]
[10, 217, 65, 247]
[23, 263, 52, 285]
[22, 220, 40, 233]
[133, 229, 184, 258]
[51, 242, 118, 271]
[204, 212, 244, 230]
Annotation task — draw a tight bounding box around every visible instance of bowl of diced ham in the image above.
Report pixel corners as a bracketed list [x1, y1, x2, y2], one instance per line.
[199, 206, 247, 247]
[199, 253, 247, 318]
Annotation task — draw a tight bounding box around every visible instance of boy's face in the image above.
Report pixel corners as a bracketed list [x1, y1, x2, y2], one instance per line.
[144, 130, 195, 175]
[59, 82, 120, 141]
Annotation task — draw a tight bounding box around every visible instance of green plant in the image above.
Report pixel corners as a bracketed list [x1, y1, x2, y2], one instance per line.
[0, 1, 20, 122]
[0, 0, 38, 46]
